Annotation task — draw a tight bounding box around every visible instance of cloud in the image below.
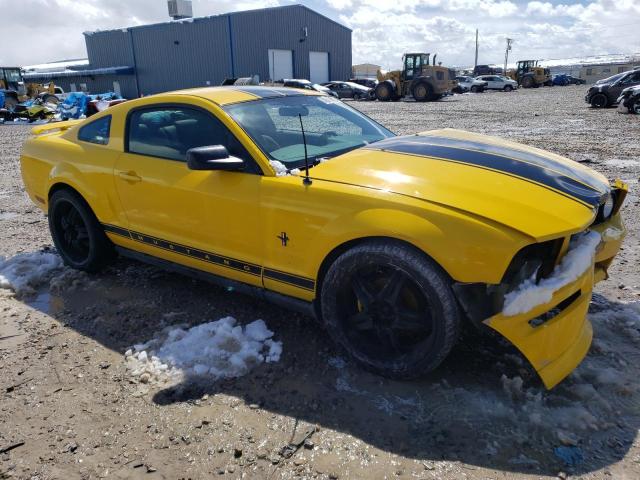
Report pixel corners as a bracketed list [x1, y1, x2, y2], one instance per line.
[1, 0, 639, 71]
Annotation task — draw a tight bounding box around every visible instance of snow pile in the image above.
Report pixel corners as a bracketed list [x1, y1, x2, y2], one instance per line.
[503, 231, 601, 316]
[0, 252, 63, 296]
[269, 160, 301, 177]
[125, 317, 282, 386]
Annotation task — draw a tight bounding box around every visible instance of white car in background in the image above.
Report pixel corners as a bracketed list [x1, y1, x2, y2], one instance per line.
[476, 75, 518, 91]
[454, 76, 488, 93]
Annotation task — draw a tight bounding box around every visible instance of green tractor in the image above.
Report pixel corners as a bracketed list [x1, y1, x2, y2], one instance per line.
[375, 53, 457, 102]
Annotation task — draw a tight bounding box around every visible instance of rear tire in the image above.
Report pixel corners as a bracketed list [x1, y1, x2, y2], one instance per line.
[412, 82, 432, 102]
[470, 85, 479, 93]
[521, 76, 534, 88]
[590, 93, 609, 108]
[48, 189, 115, 272]
[320, 240, 461, 379]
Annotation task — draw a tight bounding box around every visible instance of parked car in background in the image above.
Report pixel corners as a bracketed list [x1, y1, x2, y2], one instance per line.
[349, 78, 377, 89]
[322, 81, 372, 100]
[565, 75, 586, 85]
[473, 65, 502, 76]
[454, 76, 487, 93]
[476, 75, 518, 91]
[617, 85, 640, 114]
[281, 79, 338, 98]
[552, 74, 570, 86]
[586, 69, 640, 108]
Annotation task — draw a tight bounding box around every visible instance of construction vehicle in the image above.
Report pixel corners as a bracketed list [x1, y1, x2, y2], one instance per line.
[0, 67, 26, 110]
[507, 60, 552, 88]
[375, 53, 457, 102]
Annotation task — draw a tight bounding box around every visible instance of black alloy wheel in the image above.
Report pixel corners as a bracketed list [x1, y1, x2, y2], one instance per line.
[49, 189, 115, 271]
[321, 240, 460, 378]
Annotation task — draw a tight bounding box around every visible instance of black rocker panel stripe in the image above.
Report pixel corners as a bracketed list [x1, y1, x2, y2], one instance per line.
[102, 223, 131, 238]
[263, 268, 315, 291]
[366, 136, 606, 208]
[101, 223, 316, 290]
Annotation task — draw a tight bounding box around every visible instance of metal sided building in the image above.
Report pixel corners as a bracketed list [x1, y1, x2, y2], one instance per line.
[49, 4, 351, 99]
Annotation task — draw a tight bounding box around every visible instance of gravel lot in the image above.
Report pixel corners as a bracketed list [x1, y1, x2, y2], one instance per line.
[1, 85, 640, 480]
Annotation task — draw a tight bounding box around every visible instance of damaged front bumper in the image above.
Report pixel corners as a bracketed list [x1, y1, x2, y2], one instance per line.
[454, 202, 626, 389]
[484, 211, 626, 389]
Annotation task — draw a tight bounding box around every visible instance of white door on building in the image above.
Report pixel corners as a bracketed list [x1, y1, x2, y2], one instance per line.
[309, 51, 329, 83]
[268, 49, 293, 81]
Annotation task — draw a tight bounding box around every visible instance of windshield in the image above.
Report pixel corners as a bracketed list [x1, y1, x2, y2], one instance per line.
[596, 72, 625, 84]
[3, 69, 22, 83]
[225, 95, 394, 169]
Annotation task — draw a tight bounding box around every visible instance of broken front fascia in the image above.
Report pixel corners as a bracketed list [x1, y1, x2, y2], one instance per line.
[452, 231, 601, 324]
[502, 231, 601, 316]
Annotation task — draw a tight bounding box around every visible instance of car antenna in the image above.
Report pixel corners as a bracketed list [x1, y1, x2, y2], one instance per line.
[298, 113, 312, 185]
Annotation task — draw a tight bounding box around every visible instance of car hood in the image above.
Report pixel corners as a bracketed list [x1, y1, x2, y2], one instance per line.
[311, 129, 610, 240]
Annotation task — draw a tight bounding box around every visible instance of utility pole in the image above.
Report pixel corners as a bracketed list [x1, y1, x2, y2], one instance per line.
[474, 29, 479, 68]
[504, 38, 513, 74]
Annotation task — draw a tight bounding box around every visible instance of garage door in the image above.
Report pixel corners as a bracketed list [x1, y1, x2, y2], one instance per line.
[268, 49, 293, 81]
[309, 51, 329, 83]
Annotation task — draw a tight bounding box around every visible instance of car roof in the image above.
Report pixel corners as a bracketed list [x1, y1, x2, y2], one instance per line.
[168, 85, 322, 106]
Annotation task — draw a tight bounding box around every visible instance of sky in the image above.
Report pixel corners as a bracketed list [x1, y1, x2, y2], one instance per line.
[2, 0, 639, 69]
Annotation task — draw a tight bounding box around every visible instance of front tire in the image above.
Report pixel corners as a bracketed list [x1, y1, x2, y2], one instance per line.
[49, 189, 115, 272]
[470, 85, 479, 93]
[590, 93, 609, 108]
[3, 96, 18, 111]
[375, 82, 394, 102]
[504, 85, 513, 92]
[320, 240, 461, 379]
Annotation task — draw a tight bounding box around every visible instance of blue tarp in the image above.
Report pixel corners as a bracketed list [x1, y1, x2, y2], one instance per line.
[0, 91, 4, 109]
[59, 92, 89, 120]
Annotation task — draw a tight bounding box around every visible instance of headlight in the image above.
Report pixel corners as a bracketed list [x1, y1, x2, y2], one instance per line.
[602, 193, 614, 219]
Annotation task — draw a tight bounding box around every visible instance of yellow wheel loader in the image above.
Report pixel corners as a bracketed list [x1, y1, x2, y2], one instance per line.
[375, 53, 457, 102]
[0, 67, 25, 110]
[507, 60, 552, 88]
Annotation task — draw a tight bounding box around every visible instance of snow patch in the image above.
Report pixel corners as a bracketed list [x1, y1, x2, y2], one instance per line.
[269, 160, 290, 177]
[503, 231, 601, 316]
[269, 160, 301, 177]
[0, 252, 63, 296]
[125, 317, 282, 386]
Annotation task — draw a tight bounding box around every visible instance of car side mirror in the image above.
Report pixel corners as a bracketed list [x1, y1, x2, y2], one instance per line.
[186, 145, 245, 171]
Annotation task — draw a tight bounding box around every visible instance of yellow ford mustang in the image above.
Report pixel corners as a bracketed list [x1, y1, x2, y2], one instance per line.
[20, 86, 627, 388]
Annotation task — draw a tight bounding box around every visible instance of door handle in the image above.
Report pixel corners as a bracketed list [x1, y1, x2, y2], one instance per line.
[118, 170, 142, 183]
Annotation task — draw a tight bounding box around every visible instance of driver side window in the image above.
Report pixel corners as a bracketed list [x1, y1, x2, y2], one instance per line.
[127, 106, 255, 170]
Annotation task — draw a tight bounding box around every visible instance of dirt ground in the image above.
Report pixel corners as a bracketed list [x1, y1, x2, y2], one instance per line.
[1, 85, 640, 480]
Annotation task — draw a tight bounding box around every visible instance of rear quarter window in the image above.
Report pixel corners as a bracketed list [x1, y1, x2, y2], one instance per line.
[78, 116, 111, 145]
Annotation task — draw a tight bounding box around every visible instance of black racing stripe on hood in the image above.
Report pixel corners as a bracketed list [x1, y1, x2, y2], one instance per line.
[365, 137, 606, 208]
[413, 135, 609, 193]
